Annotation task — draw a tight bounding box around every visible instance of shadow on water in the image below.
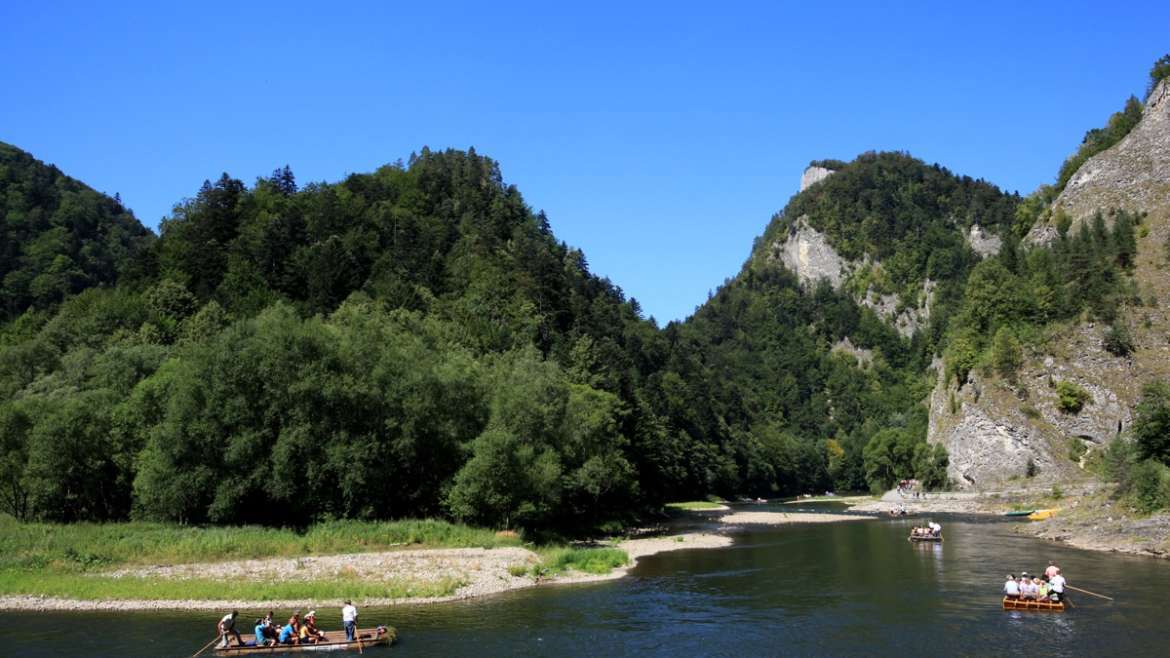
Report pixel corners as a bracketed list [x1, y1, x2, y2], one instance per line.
[3, 517, 1164, 657]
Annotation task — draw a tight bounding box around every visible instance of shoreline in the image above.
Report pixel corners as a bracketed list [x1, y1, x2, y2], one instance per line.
[847, 486, 1170, 561]
[0, 533, 732, 612]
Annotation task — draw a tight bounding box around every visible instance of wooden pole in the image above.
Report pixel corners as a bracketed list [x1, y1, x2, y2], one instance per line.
[355, 625, 364, 654]
[191, 634, 220, 658]
[1066, 585, 1114, 601]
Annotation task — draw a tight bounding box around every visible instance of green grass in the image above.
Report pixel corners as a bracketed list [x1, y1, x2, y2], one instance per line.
[0, 516, 518, 602]
[529, 547, 629, 577]
[0, 571, 464, 601]
[0, 516, 520, 572]
[664, 501, 725, 511]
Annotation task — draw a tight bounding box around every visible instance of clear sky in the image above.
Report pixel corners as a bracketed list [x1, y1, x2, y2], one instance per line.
[2, 2, 1167, 323]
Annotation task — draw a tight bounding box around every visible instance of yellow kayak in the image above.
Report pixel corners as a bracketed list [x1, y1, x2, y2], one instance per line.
[1028, 509, 1058, 521]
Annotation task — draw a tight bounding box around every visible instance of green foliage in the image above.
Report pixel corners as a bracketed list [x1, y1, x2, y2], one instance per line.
[1068, 438, 1088, 463]
[1056, 381, 1091, 414]
[990, 326, 1023, 380]
[0, 143, 154, 319]
[1055, 96, 1143, 193]
[1133, 381, 1170, 465]
[1129, 460, 1170, 514]
[765, 152, 1013, 309]
[1149, 54, 1170, 97]
[1103, 320, 1135, 357]
[531, 546, 628, 576]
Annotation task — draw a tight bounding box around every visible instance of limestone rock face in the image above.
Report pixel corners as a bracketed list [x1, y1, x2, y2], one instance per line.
[800, 166, 835, 192]
[771, 216, 848, 288]
[966, 224, 1002, 258]
[1027, 78, 1170, 245]
[929, 77, 1170, 491]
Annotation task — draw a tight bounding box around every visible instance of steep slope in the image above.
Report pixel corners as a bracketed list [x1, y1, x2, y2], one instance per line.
[0, 142, 154, 318]
[932, 77, 1170, 489]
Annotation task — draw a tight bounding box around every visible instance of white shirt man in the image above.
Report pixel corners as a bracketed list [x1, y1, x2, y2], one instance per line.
[1049, 573, 1066, 600]
[1004, 576, 1020, 598]
[342, 601, 358, 641]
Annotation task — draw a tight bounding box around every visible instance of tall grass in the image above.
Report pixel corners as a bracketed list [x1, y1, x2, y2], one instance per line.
[664, 501, 725, 511]
[0, 516, 520, 572]
[0, 571, 464, 601]
[530, 547, 628, 576]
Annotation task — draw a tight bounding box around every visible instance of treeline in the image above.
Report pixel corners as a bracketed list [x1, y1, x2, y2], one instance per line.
[3, 145, 949, 530]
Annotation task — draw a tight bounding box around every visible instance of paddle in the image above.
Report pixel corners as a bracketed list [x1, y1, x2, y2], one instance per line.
[191, 634, 220, 658]
[1066, 585, 1114, 601]
[355, 624, 363, 654]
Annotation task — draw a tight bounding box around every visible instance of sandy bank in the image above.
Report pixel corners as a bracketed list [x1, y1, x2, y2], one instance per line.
[719, 512, 872, 525]
[0, 533, 731, 612]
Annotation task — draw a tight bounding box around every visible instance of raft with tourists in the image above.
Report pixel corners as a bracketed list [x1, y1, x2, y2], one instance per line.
[213, 627, 395, 655]
[908, 521, 943, 542]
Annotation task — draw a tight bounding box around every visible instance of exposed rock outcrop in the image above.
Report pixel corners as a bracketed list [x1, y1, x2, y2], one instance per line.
[1026, 78, 1170, 245]
[771, 216, 848, 287]
[965, 224, 1002, 258]
[931, 78, 1170, 489]
[800, 165, 835, 192]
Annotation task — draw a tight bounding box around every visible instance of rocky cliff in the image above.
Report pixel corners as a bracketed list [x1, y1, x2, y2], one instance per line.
[1027, 78, 1170, 245]
[933, 77, 1170, 489]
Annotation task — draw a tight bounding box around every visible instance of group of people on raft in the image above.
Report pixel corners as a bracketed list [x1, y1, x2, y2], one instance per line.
[909, 521, 942, 538]
[216, 600, 361, 648]
[1003, 561, 1068, 602]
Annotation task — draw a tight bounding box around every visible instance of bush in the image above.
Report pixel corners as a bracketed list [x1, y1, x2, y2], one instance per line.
[1067, 438, 1088, 463]
[1133, 381, 1170, 464]
[991, 326, 1023, 380]
[1103, 321, 1135, 357]
[1056, 381, 1091, 414]
[1130, 459, 1170, 513]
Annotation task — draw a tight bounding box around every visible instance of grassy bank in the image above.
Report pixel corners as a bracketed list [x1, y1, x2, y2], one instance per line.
[0, 516, 631, 604]
[528, 547, 628, 577]
[665, 501, 726, 511]
[0, 516, 520, 571]
[0, 571, 464, 602]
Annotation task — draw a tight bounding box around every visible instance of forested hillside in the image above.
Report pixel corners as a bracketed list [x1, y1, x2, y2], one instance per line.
[0, 143, 153, 318]
[3, 53, 1168, 531]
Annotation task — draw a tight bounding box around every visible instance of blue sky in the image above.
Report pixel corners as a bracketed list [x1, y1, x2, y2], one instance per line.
[2, 2, 1167, 323]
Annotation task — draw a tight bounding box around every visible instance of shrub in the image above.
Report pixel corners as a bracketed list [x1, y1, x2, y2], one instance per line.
[1133, 381, 1170, 464]
[1068, 438, 1088, 463]
[991, 326, 1023, 380]
[1130, 459, 1170, 513]
[1021, 405, 1041, 420]
[1103, 321, 1135, 357]
[1056, 381, 1091, 414]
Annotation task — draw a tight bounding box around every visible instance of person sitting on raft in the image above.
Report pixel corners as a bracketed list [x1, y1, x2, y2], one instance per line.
[1003, 575, 1020, 599]
[277, 622, 298, 645]
[927, 521, 941, 537]
[1035, 577, 1049, 600]
[254, 618, 274, 647]
[299, 611, 327, 644]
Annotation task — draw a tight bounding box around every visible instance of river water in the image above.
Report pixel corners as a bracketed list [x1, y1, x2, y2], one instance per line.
[4, 505, 1164, 657]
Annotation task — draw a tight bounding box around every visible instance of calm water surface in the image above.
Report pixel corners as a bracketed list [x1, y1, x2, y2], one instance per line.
[4, 507, 1164, 657]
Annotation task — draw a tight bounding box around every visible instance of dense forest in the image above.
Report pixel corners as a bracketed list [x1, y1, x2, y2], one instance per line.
[1, 55, 1166, 530]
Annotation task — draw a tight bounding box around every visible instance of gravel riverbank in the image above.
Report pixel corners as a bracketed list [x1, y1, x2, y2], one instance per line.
[0, 533, 731, 612]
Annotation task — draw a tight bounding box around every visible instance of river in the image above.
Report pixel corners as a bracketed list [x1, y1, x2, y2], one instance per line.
[4, 505, 1164, 657]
